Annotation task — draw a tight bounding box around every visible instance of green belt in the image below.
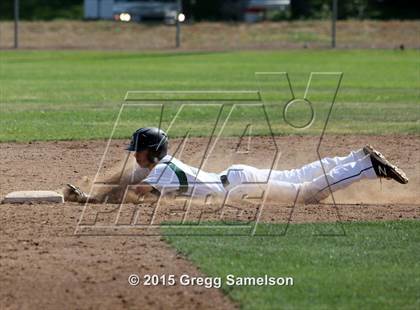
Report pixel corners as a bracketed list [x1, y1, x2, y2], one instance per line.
[163, 162, 188, 194]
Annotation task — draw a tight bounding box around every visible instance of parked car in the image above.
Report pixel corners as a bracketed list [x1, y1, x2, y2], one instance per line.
[113, 0, 181, 24]
[221, 0, 290, 22]
[244, 0, 290, 22]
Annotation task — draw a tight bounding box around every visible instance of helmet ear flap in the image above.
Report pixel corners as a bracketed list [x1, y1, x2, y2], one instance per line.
[146, 149, 159, 164]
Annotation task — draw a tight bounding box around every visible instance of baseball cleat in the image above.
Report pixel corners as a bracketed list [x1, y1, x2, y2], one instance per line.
[363, 145, 408, 184]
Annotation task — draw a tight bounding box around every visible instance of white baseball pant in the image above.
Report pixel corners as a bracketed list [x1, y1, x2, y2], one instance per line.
[223, 149, 377, 203]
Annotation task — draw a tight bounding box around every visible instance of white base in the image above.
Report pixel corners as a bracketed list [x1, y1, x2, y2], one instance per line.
[2, 191, 64, 204]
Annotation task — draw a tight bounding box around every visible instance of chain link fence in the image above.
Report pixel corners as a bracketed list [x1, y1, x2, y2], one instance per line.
[0, 19, 419, 50]
[0, 0, 419, 50]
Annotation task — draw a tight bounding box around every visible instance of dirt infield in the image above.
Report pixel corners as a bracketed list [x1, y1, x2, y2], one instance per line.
[1, 135, 419, 309]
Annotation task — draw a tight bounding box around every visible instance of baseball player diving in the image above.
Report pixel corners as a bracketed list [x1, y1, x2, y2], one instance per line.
[66, 127, 408, 204]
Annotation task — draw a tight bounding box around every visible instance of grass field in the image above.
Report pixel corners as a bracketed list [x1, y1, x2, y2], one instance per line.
[1, 48, 419, 309]
[164, 221, 420, 309]
[1, 49, 419, 141]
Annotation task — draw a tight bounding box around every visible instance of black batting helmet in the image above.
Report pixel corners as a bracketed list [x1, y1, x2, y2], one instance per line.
[127, 127, 168, 162]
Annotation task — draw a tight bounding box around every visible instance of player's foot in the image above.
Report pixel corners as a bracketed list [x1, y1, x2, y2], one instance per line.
[363, 145, 408, 184]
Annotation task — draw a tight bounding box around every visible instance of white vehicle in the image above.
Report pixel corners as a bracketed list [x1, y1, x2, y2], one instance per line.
[113, 0, 181, 24]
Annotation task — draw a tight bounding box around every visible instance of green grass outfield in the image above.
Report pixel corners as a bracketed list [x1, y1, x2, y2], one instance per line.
[1, 50, 419, 309]
[163, 220, 420, 309]
[1, 50, 419, 141]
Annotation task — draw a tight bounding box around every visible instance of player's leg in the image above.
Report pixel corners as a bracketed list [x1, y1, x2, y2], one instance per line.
[227, 179, 301, 203]
[270, 148, 366, 184]
[222, 164, 302, 203]
[300, 148, 408, 203]
[219, 145, 408, 204]
[221, 164, 265, 186]
[220, 150, 365, 188]
[221, 149, 365, 187]
[299, 154, 376, 203]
